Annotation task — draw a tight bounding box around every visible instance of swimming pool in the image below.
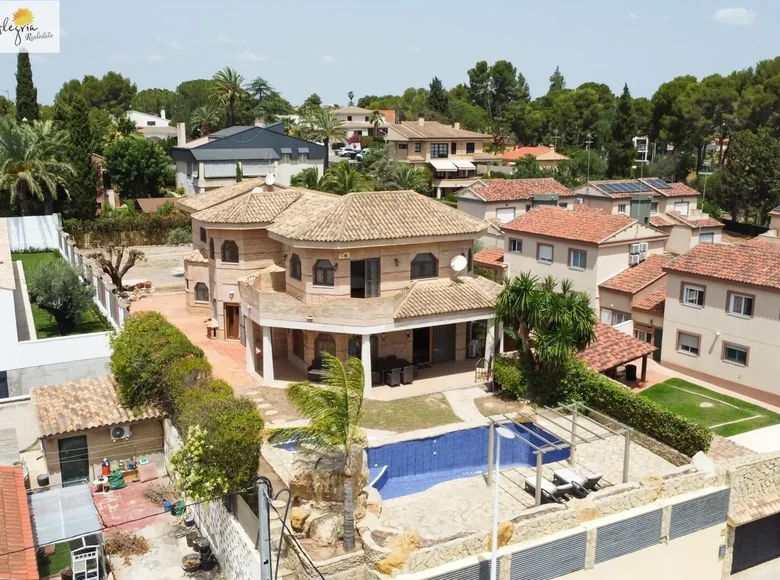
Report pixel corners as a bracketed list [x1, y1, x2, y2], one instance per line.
[368, 424, 570, 500]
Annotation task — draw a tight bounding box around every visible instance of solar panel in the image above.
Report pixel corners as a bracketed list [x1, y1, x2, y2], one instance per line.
[645, 178, 670, 189]
[600, 183, 618, 193]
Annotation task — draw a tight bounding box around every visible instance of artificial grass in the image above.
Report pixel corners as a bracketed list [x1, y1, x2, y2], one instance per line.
[36, 542, 71, 576]
[12, 251, 113, 338]
[361, 394, 461, 432]
[640, 378, 780, 437]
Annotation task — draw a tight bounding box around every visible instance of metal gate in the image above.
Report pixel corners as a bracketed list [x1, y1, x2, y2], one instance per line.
[732, 513, 780, 574]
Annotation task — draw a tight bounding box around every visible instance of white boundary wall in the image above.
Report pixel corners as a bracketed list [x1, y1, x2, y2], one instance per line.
[6, 215, 60, 251]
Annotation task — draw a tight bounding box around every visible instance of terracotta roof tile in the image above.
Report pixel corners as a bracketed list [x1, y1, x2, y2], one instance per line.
[176, 177, 269, 213]
[599, 255, 672, 294]
[663, 243, 780, 291]
[459, 178, 573, 202]
[394, 276, 501, 319]
[577, 322, 656, 372]
[649, 214, 675, 227]
[0, 466, 38, 580]
[660, 182, 701, 198]
[473, 248, 504, 267]
[743, 237, 780, 253]
[192, 190, 304, 224]
[501, 146, 569, 162]
[502, 205, 638, 244]
[31, 377, 164, 438]
[183, 248, 208, 263]
[666, 211, 724, 228]
[633, 288, 666, 315]
[390, 120, 489, 140]
[135, 198, 171, 213]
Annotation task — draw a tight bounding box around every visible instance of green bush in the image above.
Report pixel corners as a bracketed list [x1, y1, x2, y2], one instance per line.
[27, 260, 94, 335]
[110, 311, 205, 411]
[167, 228, 192, 245]
[175, 379, 235, 433]
[167, 357, 213, 405]
[493, 355, 526, 398]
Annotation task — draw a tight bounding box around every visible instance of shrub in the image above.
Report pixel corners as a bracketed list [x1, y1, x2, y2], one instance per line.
[167, 357, 213, 405]
[110, 312, 205, 411]
[493, 355, 525, 399]
[175, 379, 235, 434]
[27, 259, 94, 335]
[167, 228, 191, 245]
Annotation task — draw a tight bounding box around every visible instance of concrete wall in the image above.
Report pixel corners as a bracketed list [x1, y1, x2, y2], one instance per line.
[0, 397, 41, 450]
[7, 356, 110, 398]
[5, 215, 60, 251]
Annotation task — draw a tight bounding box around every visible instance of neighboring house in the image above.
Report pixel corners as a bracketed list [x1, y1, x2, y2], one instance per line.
[170, 123, 326, 194]
[133, 198, 170, 214]
[501, 205, 668, 309]
[472, 248, 506, 282]
[756, 205, 780, 244]
[178, 182, 504, 397]
[30, 377, 164, 486]
[500, 145, 570, 168]
[598, 254, 673, 358]
[127, 109, 177, 141]
[385, 118, 497, 198]
[573, 178, 723, 254]
[661, 242, 780, 404]
[331, 106, 387, 139]
[0, 465, 38, 579]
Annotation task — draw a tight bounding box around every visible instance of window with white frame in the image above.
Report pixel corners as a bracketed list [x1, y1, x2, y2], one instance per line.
[618, 204, 627, 213]
[613, 312, 631, 325]
[634, 329, 652, 343]
[723, 343, 748, 366]
[698, 232, 714, 244]
[678, 332, 700, 356]
[509, 239, 523, 253]
[650, 201, 659, 213]
[569, 249, 586, 270]
[496, 207, 516, 223]
[674, 201, 690, 215]
[537, 243, 553, 264]
[600, 309, 613, 325]
[728, 292, 754, 317]
[682, 284, 705, 307]
[559, 202, 568, 209]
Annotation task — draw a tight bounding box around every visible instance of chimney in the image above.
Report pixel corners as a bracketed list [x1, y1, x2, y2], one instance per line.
[176, 122, 186, 146]
[160, 109, 166, 120]
[453, 122, 460, 130]
[417, 116, 425, 127]
[254, 117, 265, 127]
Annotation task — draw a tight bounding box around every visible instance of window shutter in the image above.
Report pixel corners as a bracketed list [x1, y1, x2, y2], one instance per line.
[427, 560, 493, 580]
[669, 489, 730, 540]
[510, 532, 586, 580]
[595, 509, 662, 564]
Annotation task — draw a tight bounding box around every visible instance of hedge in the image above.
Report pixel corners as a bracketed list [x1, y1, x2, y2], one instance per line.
[493, 354, 525, 398]
[63, 212, 191, 236]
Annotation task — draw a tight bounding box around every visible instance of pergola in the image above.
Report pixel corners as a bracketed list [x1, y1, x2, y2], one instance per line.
[577, 321, 657, 383]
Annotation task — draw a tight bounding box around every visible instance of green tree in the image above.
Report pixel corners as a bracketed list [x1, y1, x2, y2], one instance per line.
[290, 166, 324, 190]
[267, 354, 366, 551]
[0, 95, 15, 118]
[607, 84, 637, 178]
[132, 88, 176, 116]
[116, 115, 138, 137]
[27, 260, 93, 335]
[211, 67, 245, 126]
[104, 138, 175, 198]
[322, 162, 371, 194]
[15, 52, 39, 122]
[63, 95, 99, 219]
[511, 155, 547, 179]
[368, 109, 384, 137]
[489, 60, 520, 118]
[427, 77, 449, 115]
[302, 107, 347, 173]
[299, 92, 323, 115]
[385, 164, 428, 191]
[467, 60, 492, 114]
[448, 98, 490, 132]
[171, 79, 214, 127]
[235, 161, 242, 182]
[495, 274, 596, 402]
[549, 66, 566, 93]
[347, 90, 354, 105]
[190, 103, 221, 136]
[515, 72, 531, 103]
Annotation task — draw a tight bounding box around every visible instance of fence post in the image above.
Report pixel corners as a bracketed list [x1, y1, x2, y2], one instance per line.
[535, 452, 543, 507]
[487, 421, 495, 486]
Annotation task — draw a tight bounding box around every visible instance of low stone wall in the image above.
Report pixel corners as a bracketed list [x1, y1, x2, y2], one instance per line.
[281, 535, 366, 580]
[726, 451, 780, 505]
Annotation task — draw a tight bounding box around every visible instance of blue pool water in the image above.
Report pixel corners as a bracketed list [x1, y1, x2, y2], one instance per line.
[367, 424, 570, 499]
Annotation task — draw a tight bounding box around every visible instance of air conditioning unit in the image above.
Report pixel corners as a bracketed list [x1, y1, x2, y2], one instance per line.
[110, 425, 132, 440]
[639, 242, 649, 253]
[629, 254, 641, 265]
[639, 251, 648, 262]
[629, 243, 641, 255]
[576, 197, 584, 204]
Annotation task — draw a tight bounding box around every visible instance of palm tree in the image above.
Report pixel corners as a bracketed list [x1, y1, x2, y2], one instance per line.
[211, 67, 246, 127]
[190, 104, 222, 136]
[267, 354, 366, 551]
[385, 164, 427, 191]
[347, 91, 354, 105]
[290, 166, 324, 190]
[0, 119, 75, 215]
[302, 107, 347, 173]
[369, 110, 384, 137]
[321, 162, 372, 194]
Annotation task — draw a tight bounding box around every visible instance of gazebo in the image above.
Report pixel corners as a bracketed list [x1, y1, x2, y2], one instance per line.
[578, 322, 657, 383]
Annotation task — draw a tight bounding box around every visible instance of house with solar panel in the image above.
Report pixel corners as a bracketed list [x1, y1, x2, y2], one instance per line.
[170, 122, 326, 195]
[573, 178, 723, 254]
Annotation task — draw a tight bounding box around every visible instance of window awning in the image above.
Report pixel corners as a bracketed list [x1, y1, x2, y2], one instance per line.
[429, 159, 458, 172]
[452, 159, 476, 170]
[29, 484, 101, 546]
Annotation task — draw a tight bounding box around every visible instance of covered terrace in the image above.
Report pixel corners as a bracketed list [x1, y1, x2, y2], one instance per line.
[578, 321, 657, 385]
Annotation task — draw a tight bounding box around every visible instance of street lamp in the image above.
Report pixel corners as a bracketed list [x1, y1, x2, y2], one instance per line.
[490, 425, 516, 580]
[585, 133, 593, 195]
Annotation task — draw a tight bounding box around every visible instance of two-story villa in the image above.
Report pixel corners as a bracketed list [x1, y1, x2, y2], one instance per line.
[501, 205, 668, 309]
[178, 182, 503, 397]
[385, 118, 496, 199]
[661, 242, 780, 404]
[331, 106, 387, 139]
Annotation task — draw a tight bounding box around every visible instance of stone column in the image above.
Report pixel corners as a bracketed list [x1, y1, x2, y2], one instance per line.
[361, 334, 372, 399]
[485, 318, 496, 361]
[262, 325, 274, 384]
[245, 319, 257, 374]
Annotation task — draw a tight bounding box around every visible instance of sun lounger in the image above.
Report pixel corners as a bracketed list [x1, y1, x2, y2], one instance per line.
[553, 468, 602, 497]
[524, 477, 574, 503]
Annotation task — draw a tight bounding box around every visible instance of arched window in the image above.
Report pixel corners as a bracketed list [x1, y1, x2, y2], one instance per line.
[411, 253, 438, 279]
[313, 259, 335, 286]
[289, 254, 302, 281]
[209, 238, 215, 259]
[194, 282, 209, 302]
[221, 240, 239, 263]
[314, 333, 336, 359]
[292, 329, 304, 359]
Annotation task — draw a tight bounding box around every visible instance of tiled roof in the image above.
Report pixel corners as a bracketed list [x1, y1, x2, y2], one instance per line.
[633, 287, 666, 316]
[192, 190, 304, 224]
[0, 466, 37, 579]
[271, 190, 488, 243]
[378, 109, 395, 124]
[31, 377, 164, 438]
[390, 120, 489, 140]
[743, 237, 780, 253]
[502, 205, 636, 244]
[599, 255, 672, 295]
[183, 248, 208, 263]
[394, 275, 501, 319]
[501, 146, 569, 162]
[666, 211, 724, 228]
[134, 198, 171, 213]
[458, 178, 573, 202]
[473, 247, 505, 267]
[332, 105, 373, 115]
[659, 182, 701, 197]
[577, 322, 656, 372]
[663, 243, 780, 291]
[177, 177, 269, 213]
[649, 214, 675, 227]
[770, 205, 780, 217]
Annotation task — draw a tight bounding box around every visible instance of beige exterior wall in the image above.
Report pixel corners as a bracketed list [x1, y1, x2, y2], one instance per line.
[771, 214, 780, 231]
[657, 195, 698, 214]
[457, 199, 575, 225]
[665, 225, 723, 255]
[598, 289, 633, 322]
[662, 271, 780, 397]
[581, 196, 618, 214]
[41, 419, 164, 487]
[184, 260, 210, 315]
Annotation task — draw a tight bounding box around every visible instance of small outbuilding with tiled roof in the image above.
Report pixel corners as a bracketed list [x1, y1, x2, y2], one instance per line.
[31, 377, 164, 487]
[472, 247, 506, 282]
[577, 321, 656, 383]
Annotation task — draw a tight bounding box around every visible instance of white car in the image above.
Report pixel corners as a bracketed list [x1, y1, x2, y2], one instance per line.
[355, 148, 371, 161]
[337, 147, 354, 157]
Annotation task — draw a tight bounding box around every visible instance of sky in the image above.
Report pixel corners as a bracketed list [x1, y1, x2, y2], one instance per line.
[3, 0, 780, 106]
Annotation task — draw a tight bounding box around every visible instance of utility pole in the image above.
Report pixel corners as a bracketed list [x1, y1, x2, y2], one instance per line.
[257, 477, 273, 580]
[585, 133, 593, 194]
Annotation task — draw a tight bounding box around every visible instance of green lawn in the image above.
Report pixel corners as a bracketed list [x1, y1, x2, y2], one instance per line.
[640, 378, 780, 437]
[36, 542, 71, 576]
[361, 394, 461, 432]
[12, 251, 113, 339]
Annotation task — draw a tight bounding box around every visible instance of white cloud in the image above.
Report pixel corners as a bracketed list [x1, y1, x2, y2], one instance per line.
[237, 50, 267, 62]
[147, 54, 165, 63]
[215, 34, 234, 45]
[712, 7, 757, 26]
[323, 55, 335, 64]
[628, 12, 639, 20]
[111, 52, 132, 63]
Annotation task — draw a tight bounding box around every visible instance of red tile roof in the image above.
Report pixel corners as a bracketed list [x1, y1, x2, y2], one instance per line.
[633, 287, 666, 316]
[649, 215, 675, 227]
[599, 254, 672, 295]
[661, 182, 701, 198]
[578, 322, 656, 372]
[664, 243, 780, 291]
[501, 146, 553, 161]
[463, 178, 573, 202]
[666, 211, 724, 228]
[0, 467, 38, 580]
[378, 109, 395, 124]
[134, 198, 171, 213]
[473, 248, 505, 267]
[502, 205, 636, 244]
[743, 237, 780, 253]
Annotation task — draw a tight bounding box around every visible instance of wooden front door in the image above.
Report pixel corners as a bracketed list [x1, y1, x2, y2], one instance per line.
[224, 304, 240, 340]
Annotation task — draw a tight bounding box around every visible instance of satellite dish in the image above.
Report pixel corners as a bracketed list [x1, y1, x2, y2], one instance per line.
[451, 254, 468, 274]
[265, 173, 276, 186]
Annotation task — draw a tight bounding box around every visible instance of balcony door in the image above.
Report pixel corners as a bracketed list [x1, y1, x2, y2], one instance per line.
[224, 304, 240, 340]
[350, 258, 380, 298]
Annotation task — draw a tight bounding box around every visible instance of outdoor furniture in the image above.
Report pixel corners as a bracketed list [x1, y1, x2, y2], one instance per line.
[371, 371, 382, 386]
[307, 358, 327, 382]
[524, 477, 574, 503]
[401, 365, 414, 385]
[553, 468, 602, 497]
[386, 368, 401, 387]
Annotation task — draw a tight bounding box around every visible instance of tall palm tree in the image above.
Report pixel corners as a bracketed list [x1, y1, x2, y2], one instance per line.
[267, 354, 366, 551]
[386, 164, 427, 191]
[321, 162, 372, 194]
[190, 104, 222, 136]
[347, 91, 354, 105]
[0, 119, 74, 215]
[290, 166, 324, 190]
[368, 110, 384, 137]
[211, 67, 245, 127]
[303, 107, 347, 173]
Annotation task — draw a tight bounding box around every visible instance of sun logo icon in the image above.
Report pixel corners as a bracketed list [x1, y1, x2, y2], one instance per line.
[12, 8, 34, 26]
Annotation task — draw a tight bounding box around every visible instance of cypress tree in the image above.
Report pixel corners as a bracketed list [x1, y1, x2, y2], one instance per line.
[427, 77, 449, 115]
[15, 52, 39, 122]
[607, 84, 638, 178]
[63, 95, 98, 219]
